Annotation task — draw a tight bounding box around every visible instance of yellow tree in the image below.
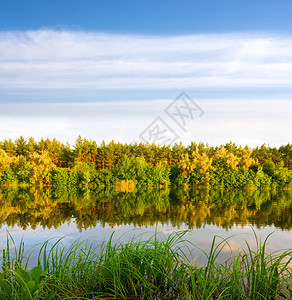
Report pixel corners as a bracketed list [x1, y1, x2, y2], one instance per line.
[179, 149, 214, 185]
[29, 151, 56, 186]
[0, 149, 11, 170]
[0, 149, 12, 179]
[237, 146, 256, 170]
[213, 147, 239, 170]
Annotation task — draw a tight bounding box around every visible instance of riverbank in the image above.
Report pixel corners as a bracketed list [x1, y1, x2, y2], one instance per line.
[0, 231, 291, 299]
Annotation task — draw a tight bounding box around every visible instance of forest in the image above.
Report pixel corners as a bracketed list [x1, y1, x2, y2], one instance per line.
[0, 136, 291, 189]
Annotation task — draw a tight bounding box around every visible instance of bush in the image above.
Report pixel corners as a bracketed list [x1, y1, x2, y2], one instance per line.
[113, 156, 151, 187]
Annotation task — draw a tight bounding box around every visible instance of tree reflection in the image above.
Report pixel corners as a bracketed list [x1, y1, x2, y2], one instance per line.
[0, 187, 291, 231]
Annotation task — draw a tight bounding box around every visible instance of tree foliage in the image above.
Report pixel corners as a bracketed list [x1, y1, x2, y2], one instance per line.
[0, 137, 291, 189]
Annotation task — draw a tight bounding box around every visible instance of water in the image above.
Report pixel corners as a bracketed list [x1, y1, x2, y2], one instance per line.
[0, 187, 291, 263]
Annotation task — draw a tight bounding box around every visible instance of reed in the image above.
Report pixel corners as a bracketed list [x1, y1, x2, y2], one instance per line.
[0, 230, 291, 299]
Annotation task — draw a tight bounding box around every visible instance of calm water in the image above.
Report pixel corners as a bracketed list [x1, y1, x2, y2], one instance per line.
[0, 187, 291, 262]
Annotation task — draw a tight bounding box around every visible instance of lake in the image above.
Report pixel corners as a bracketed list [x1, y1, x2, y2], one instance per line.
[0, 187, 291, 263]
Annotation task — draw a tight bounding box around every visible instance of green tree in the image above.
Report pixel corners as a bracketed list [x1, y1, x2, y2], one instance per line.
[2, 138, 16, 157]
[279, 143, 292, 170]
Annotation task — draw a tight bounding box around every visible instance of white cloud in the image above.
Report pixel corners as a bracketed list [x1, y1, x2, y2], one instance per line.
[0, 30, 291, 146]
[0, 99, 290, 147]
[1, 30, 292, 89]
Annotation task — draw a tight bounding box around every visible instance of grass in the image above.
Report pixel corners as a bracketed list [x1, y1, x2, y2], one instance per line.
[0, 230, 291, 299]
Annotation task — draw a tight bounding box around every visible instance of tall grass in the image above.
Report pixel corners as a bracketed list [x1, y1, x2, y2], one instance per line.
[0, 230, 291, 299]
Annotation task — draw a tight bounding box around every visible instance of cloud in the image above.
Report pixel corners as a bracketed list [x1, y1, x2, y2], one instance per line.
[1, 30, 292, 90]
[0, 30, 291, 146]
[0, 99, 290, 147]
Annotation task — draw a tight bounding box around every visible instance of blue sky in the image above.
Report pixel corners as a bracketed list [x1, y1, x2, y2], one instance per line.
[0, 1, 291, 146]
[1, 0, 292, 34]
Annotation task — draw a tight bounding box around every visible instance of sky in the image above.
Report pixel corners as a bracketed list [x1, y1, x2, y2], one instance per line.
[0, 0, 291, 147]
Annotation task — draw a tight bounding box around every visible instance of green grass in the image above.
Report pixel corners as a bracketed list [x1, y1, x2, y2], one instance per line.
[0, 230, 291, 299]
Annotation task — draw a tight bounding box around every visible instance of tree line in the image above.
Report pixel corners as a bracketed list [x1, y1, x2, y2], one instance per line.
[0, 136, 291, 189]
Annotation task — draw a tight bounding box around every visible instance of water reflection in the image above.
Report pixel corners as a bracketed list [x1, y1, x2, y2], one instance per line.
[0, 187, 291, 231]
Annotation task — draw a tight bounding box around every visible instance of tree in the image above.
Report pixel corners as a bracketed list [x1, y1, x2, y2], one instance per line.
[279, 143, 292, 170]
[2, 139, 16, 157]
[15, 136, 27, 156]
[28, 151, 56, 186]
[212, 147, 239, 170]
